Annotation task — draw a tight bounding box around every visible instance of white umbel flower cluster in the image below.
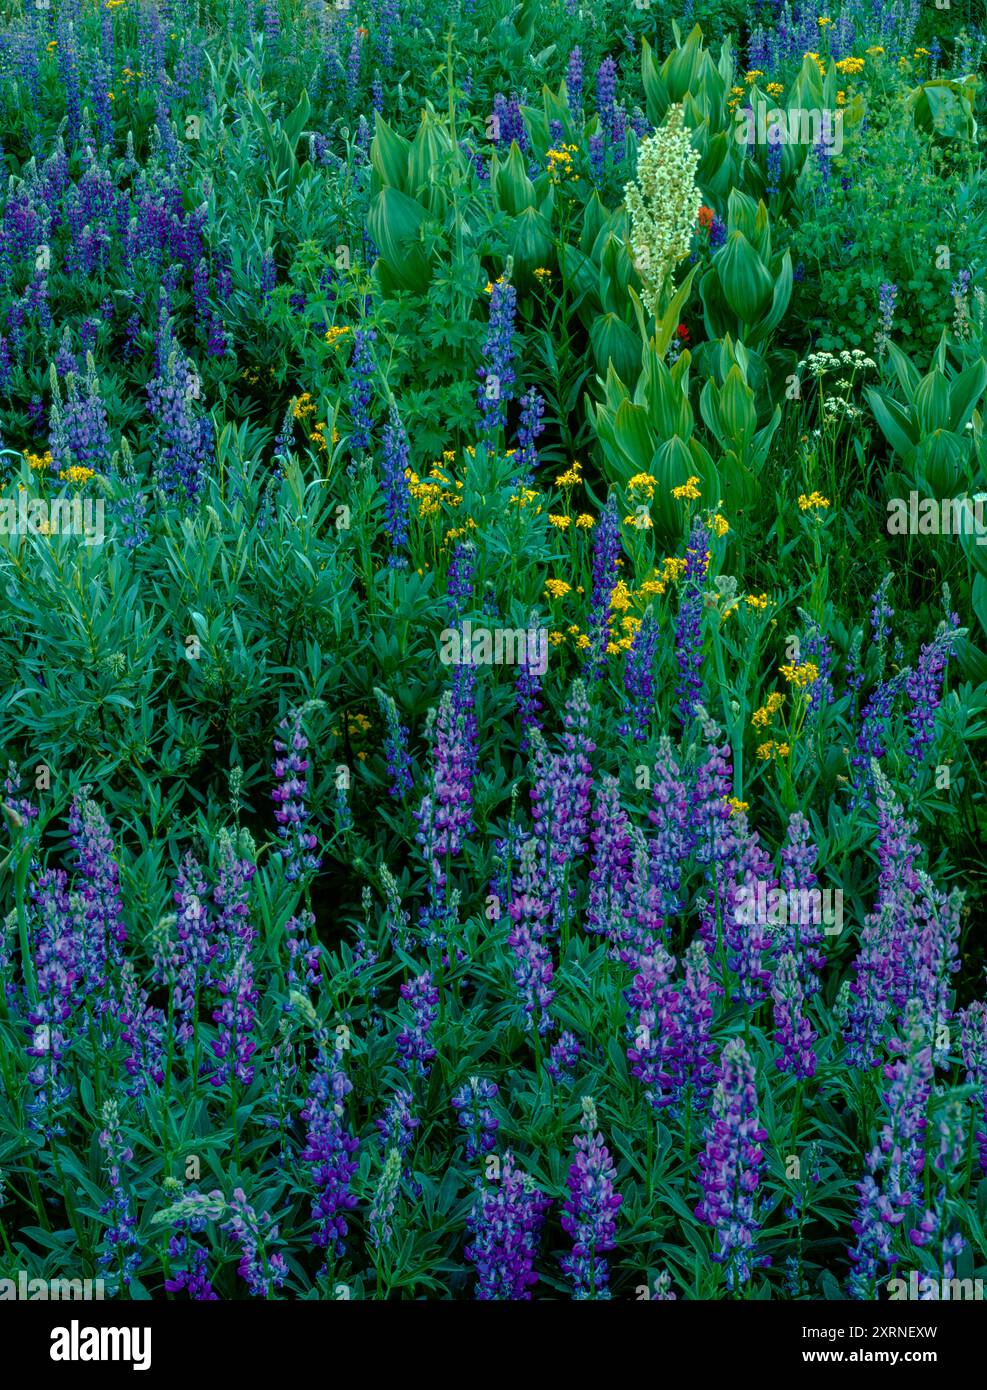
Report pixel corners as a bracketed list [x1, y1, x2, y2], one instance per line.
[623, 105, 701, 322]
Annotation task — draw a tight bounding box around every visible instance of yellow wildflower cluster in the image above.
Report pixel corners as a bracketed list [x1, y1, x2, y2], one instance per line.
[549, 514, 571, 531]
[780, 661, 819, 689]
[727, 85, 746, 113]
[798, 491, 831, 512]
[866, 45, 885, 56]
[711, 513, 729, 537]
[803, 51, 826, 74]
[672, 475, 701, 501]
[628, 472, 658, 499]
[25, 450, 53, 471]
[405, 460, 464, 518]
[325, 325, 351, 348]
[752, 692, 785, 728]
[546, 145, 579, 183]
[745, 593, 770, 611]
[484, 275, 506, 294]
[510, 487, 540, 510]
[545, 578, 571, 599]
[59, 466, 96, 485]
[533, 267, 552, 283]
[121, 67, 144, 85]
[575, 513, 594, 529]
[725, 797, 750, 815]
[331, 712, 372, 738]
[835, 56, 865, 75]
[757, 740, 790, 760]
[661, 556, 687, 583]
[557, 459, 583, 488]
[744, 69, 764, 84]
[766, 82, 784, 97]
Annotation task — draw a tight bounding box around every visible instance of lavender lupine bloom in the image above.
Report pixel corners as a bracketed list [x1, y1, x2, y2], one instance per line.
[374, 688, 413, 799]
[772, 951, 817, 1079]
[370, 1147, 402, 1250]
[588, 131, 605, 183]
[222, 1188, 288, 1296]
[695, 1038, 769, 1292]
[146, 317, 212, 502]
[904, 617, 959, 765]
[48, 357, 111, 474]
[959, 1003, 987, 1172]
[68, 789, 125, 993]
[675, 518, 710, 725]
[513, 386, 545, 486]
[625, 946, 680, 1111]
[490, 92, 527, 150]
[515, 640, 543, 752]
[25, 869, 76, 1138]
[565, 47, 583, 111]
[848, 1000, 933, 1298]
[672, 938, 718, 1117]
[118, 959, 165, 1100]
[379, 406, 411, 565]
[300, 1043, 360, 1264]
[622, 828, 665, 963]
[396, 971, 439, 1077]
[376, 1088, 420, 1160]
[169, 853, 215, 1045]
[476, 277, 517, 439]
[647, 736, 691, 917]
[414, 691, 474, 890]
[876, 281, 897, 356]
[271, 707, 322, 882]
[209, 945, 258, 1089]
[560, 1099, 623, 1299]
[583, 492, 621, 681]
[585, 773, 632, 954]
[546, 1030, 580, 1084]
[619, 606, 659, 738]
[778, 812, 826, 997]
[97, 1101, 141, 1292]
[595, 57, 617, 141]
[451, 1077, 500, 1159]
[165, 1214, 218, 1300]
[507, 837, 555, 1035]
[347, 326, 377, 454]
[465, 1150, 551, 1300]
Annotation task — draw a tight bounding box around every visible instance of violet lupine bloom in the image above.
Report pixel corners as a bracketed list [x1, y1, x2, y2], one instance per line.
[476, 277, 517, 438]
[396, 971, 440, 1077]
[166, 1217, 218, 1300]
[595, 57, 617, 141]
[376, 1088, 420, 1160]
[68, 789, 126, 993]
[48, 357, 112, 474]
[904, 617, 959, 765]
[209, 946, 258, 1089]
[97, 1101, 141, 1293]
[588, 131, 605, 183]
[772, 951, 817, 1080]
[619, 606, 659, 739]
[876, 280, 897, 356]
[222, 1188, 288, 1296]
[560, 1101, 623, 1299]
[414, 690, 475, 890]
[348, 326, 377, 453]
[465, 1150, 551, 1300]
[300, 1044, 360, 1264]
[777, 812, 826, 997]
[675, 517, 710, 725]
[272, 707, 322, 882]
[695, 1038, 769, 1292]
[374, 688, 413, 799]
[622, 828, 665, 963]
[170, 853, 216, 1045]
[647, 736, 691, 918]
[513, 386, 545, 486]
[848, 999, 933, 1298]
[959, 1002, 987, 1172]
[672, 938, 718, 1117]
[625, 945, 680, 1111]
[507, 837, 555, 1035]
[491, 92, 527, 150]
[451, 1076, 500, 1159]
[546, 1030, 581, 1084]
[118, 959, 165, 1100]
[583, 492, 621, 681]
[585, 773, 632, 954]
[565, 47, 583, 112]
[25, 869, 76, 1138]
[379, 406, 411, 565]
[515, 640, 543, 752]
[370, 1146, 402, 1250]
[146, 319, 212, 502]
